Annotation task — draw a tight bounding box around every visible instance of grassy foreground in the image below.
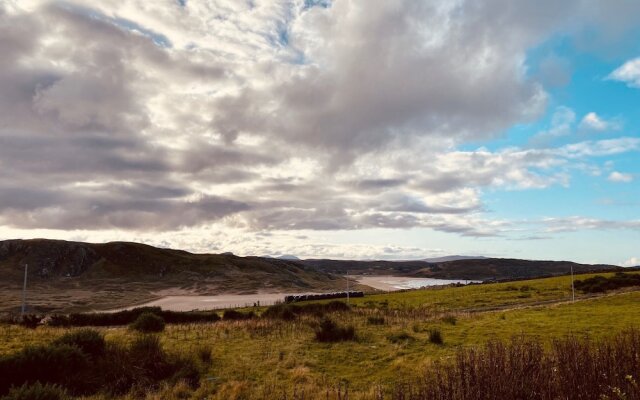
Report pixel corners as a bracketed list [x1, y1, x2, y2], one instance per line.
[1, 271, 639, 399]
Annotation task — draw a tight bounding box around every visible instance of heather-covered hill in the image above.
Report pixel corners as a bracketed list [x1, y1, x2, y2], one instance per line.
[300, 257, 620, 281]
[0, 239, 343, 312]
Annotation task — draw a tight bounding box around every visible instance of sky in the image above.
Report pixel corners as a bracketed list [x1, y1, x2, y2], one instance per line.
[0, 0, 639, 265]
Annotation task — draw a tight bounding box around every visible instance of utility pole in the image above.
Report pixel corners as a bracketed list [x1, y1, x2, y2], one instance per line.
[346, 270, 349, 305]
[571, 266, 575, 303]
[21, 264, 28, 317]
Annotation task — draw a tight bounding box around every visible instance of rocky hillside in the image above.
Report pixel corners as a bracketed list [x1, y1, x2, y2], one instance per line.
[0, 239, 342, 288]
[0, 239, 345, 312]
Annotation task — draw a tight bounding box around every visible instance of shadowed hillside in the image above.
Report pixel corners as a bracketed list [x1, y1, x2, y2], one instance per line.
[0, 239, 621, 313]
[0, 239, 343, 313]
[301, 258, 620, 281]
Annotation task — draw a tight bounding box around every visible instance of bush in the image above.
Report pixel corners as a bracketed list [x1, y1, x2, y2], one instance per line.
[261, 304, 297, 321]
[1, 382, 69, 400]
[367, 316, 385, 325]
[19, 315, 41, 329]
[428, 328, 444, 345]
[130, 313, 165, 333]
[222, 310, 255, 321]
[101, 335, 200, 395]
[53, 329, 105, 359]
[161, 310, 220, 324]
[170, 358, 201, 389]
[390, 330, 640, 400]
[314, 318, 355, 343]
[441, 315, 457, 325]
[128, 335, 166, 369]
[262, 301, 351, 321]
[0, 328, 202, 398]
[46, 307, 220, 328]
[574, 272, 640, 294]
[0, 344, 89, 395]
[196, 346, 212, 364]
[387, 332, 414, 344]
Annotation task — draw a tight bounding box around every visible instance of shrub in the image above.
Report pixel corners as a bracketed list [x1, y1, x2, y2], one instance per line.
[96, 335, 201, 396]
[441, 315, 457, 325]
[574, 273, 640, 293]
[0, 344, 89, 395]
[262, 301, 350, 321]
[222, 310, 255, 321]
[0, 328, 202, 398]
[46, 307, 220, 328]
[367, 316, 385, 325]
[387, 332, 415, 344]
[196, 346, 212, 364]
[314, 318, 355, 343]
[1, 382, 69, 400]
[390, 329, 640, 400]
[428, 328, 444, 345]
[261, 304, 297, 321]
[130, 313, 165, 333]
[19, 315, 41, 329]
[161, 310, 220, 324]
[170, 358, 201, 389]
[128, 335, 166, 369]
[53, 329, 105, 359]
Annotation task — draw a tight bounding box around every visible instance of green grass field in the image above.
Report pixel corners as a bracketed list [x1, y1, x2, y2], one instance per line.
[1, 271, 639, 399]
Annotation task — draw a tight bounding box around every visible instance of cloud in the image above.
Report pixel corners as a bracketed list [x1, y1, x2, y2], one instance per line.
[530, 106, 576, 145]
[536, 55, 572, 88]
[542, 216, 640, 233]
[608, 171, 634, 183]
[608, 57, 640, 87]
[579, 112, 621, 132]
[0, 0, 640, 247]
[623, 257, 640, 267]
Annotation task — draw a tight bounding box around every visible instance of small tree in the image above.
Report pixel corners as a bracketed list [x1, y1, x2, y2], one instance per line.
[53, 329, 105, 358]
[315, 318, 355, 342]
[130, 313, 165, 333]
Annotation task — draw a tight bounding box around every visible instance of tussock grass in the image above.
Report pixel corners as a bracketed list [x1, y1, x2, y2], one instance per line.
[1, 273, 640, 399]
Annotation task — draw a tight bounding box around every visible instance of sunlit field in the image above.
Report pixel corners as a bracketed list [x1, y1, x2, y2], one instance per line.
[2, 272, 639, 399]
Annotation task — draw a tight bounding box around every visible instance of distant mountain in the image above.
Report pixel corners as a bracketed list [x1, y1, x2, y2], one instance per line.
[276, 255, 300, 260]
[421, 255, 488, 263]
[300, 258, 619, 281]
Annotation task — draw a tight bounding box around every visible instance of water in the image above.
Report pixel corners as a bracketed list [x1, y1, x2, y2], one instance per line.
[355, 275, 479, 290]
[114, 276, 477, 311]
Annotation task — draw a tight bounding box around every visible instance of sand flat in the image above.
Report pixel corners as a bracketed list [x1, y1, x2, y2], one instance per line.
[113, 276, 478, 311]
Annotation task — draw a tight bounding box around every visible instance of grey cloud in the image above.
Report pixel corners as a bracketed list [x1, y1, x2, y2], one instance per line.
[0, 185, 250, 230]
[0, 135, 170, 180]
[180, 141, 281, 174]
[217, 0, 550, 160]
[543, 217, 640, 233]
[0, 0, 639, 240]
[372, 194, 480, 215]
[352, 179, 407, 191]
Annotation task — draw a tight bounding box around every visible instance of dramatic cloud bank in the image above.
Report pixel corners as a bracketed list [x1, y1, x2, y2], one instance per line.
[1, 0, 639, 262]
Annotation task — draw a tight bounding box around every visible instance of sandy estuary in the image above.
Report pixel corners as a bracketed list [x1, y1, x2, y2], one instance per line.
[117, 276, 478, 311]
[356, 275, 479, 291]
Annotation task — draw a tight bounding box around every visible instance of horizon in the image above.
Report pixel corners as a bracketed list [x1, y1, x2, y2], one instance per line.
[0, 1, 639, 266]
[2, 237, 634, 267]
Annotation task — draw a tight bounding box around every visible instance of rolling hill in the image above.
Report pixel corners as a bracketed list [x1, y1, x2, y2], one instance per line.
[300, 257, 620, 281]
[0, 239, 343, 313]
[0, 239, 621, 313]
